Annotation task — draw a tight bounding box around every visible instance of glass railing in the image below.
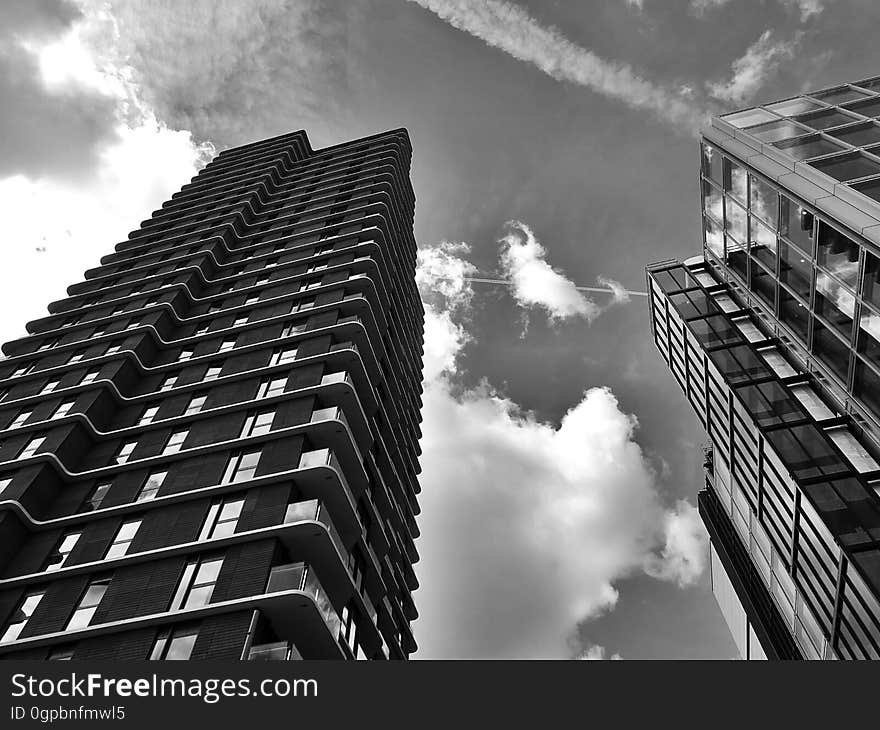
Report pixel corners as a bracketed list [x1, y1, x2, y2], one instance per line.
[284, 498, 348, 559]
[297, 448, 357, 508]
[329, 340, 359, 354]
[247, 641, 302, 661]
[266, 562, 341, 638]
[320, 371, 351, 386]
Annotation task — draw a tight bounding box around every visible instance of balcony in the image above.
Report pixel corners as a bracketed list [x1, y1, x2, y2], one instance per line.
[266, 562, 342, 639]
[247, 641, 302, 661]
[284, 498, 348, 560]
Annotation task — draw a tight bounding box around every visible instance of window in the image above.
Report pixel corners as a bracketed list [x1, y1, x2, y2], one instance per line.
[160, 374, 178, 391]
[241, 409, 275, 438]
[199, 496, 245, 540]
[137, 471, 167, 502]
[265, 258, 278, 268]
[780, 195, 814, 254]
[105, 343, 121, 355]
[222, 449, 261, 484]
[204, 365, 222, 381]
[47, 646, 75, 660]
[0, 477, 12, 496]
[270, 346, 297, 365]
[138, 405, 159, 426]
[92, 327, 105, 338]
[51, 401, 75, 420]
[83, 482, 111, 511]
[195, 324, 209, 336]
[125, 320, 141, 330]
[114, 440, 137, 464]
[245, 295, 260, 305]
[66, 578, 110, 630]
[1, 591, 45, 643]
[19, 436, 46, 460]
[41, 380, 60, 394]
[9, 410, 32, 429]
[255, 276, 269, 286]
[233, 316, 249, 327]
[184, 394, 207, 416]
[218, 339, 236, 353]
[150, 625, 199, 660]
[281, 321, 306, 337]
[68, 351, 86, 364]
[38, 338, 58, 351]
[80, 370, 100, 385]
[45, 531, 81, 571]
[163, 429, 188, 455]
[257, 376, 287, 399]
[105, 519, 142, 559]
[208, 303, 223, 314]
[170, 556, 224, 610]
[816, 222, 860, 289]
[12, 364, 31, 377]
[179, 349, 194, 361]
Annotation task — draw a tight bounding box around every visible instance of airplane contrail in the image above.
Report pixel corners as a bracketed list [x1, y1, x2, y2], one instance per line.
[463, 276, 648, 297]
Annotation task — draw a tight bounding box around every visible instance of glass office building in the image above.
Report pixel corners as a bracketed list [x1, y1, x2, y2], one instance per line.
[0, 128, 423, 660]
[647, 78, 880, 659]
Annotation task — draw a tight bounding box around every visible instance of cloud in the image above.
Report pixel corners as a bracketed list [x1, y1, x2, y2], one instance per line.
[407, 0, 706, 132]
[499, 220, 630, 323]
[688, 0, 731, 14]
[782, 0, 826, 21]
[98, 0, 355, 147]
[0, 0, 120, 179]
[416, 242, 477, 380]
[644, 500, 708, 587]
[0, 2, 212, 346]
[707, 30, 801, 105]
[578, 644, 623, 660]
[413, 243, 708, 658]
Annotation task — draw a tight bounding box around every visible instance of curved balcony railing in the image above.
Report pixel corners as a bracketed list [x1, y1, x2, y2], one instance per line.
[266, 562, 341, 639]
[247, 641, 302, 661]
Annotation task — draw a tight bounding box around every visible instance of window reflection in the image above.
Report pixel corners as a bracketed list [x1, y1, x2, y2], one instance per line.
[812, 320, 850, 382]
[814, 270, 855, 339]
[750, 262, 776, 310]
[858, 307, 880, 367]
[764, 424, 849, 481]
[724, 158, 748, 204]
[722, 108, 778, 128]
[779, 289, 810, 342]
[704, 216, 724, 258]
[779, 241, 812, 300]
[736, 380, 807, 427]
[701, 144, 723, 185]
[707, 343, 771, 384]
[863, 252, 880, 309]
[749, 215, 777, 268]
[749, 175, 778, 226]
[775, 135, 845, 161]
[702, 180, 723, 223]
[780, 196, 814, 254]
[725, 196, 748, 243]
[816, 222, 860, 289]
[854, 360, 880, 420]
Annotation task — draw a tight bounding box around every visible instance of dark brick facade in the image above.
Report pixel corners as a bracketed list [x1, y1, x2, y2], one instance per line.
[0, 128, 423, 660]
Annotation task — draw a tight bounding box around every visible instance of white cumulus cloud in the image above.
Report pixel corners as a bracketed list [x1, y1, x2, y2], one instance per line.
[413, 242, 708, 658]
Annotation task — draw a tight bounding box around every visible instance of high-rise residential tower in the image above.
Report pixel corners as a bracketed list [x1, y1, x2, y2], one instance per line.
[0, 128, 423, 660]
[647, 79, 880, 660]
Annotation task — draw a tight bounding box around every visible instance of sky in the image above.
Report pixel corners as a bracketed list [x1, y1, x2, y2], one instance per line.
[2, 0, 879, 659]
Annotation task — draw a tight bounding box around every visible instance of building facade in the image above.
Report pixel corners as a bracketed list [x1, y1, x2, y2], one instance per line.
[0, 128, 423, 660]
[647, 78, 880, 659]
